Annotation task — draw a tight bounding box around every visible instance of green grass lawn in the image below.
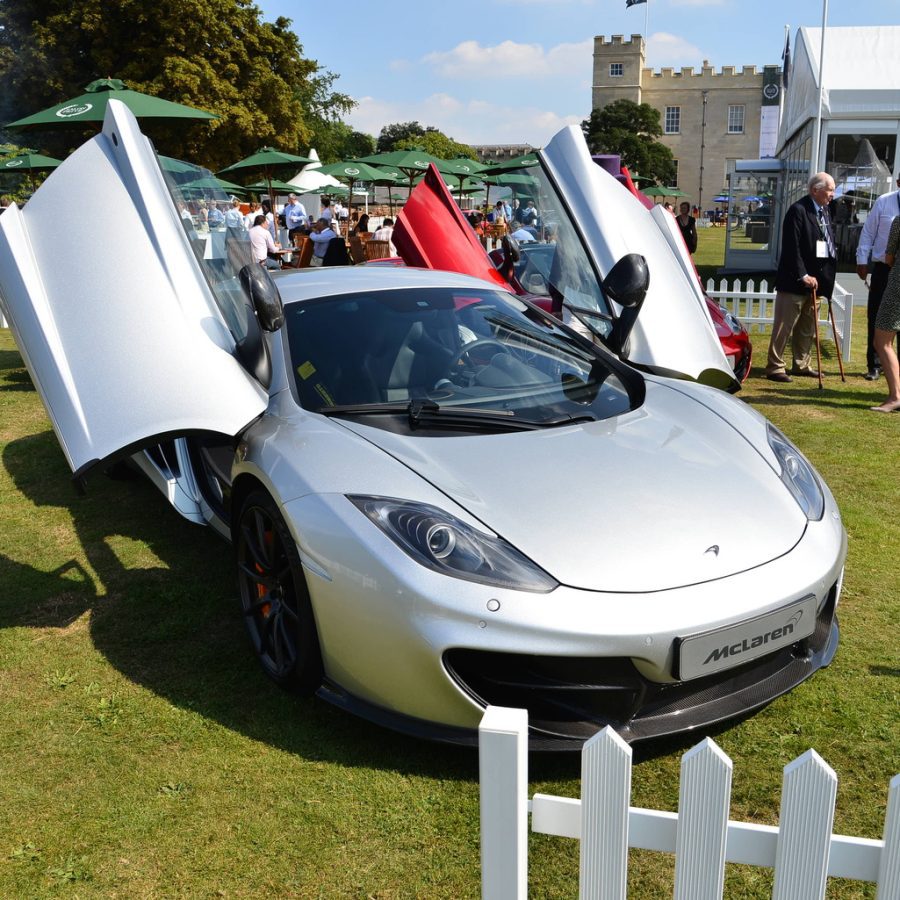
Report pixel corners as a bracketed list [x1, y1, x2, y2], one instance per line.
[0, 323, 897, 898]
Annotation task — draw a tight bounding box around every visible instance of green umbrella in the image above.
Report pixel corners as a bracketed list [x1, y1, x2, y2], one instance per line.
[434, 157, 487, 202]
[5, 78, 218, 131]
[316, 160, 400, 218]
[244, 178, 302, 196]
[0, 151, 64, 192]
[641, 185, 668, 198]
[182, 174, 248, 197]
[218, 147, 313, 211]
[479, 153, 539, 175]
[355, 148, 452, 199]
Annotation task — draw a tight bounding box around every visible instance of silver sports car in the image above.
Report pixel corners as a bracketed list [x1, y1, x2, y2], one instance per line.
[0, 103, 845, 748]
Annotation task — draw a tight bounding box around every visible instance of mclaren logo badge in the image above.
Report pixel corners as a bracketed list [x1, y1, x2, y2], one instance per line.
[705, 545, 720, 556]
[703, 610, 804, 666]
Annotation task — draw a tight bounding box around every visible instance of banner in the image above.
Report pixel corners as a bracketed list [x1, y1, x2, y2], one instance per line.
[625, 0, 647, 7]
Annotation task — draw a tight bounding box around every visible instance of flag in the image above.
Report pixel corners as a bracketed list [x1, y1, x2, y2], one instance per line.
[781, 32, 791, 89]
[626, 0, 647, 7]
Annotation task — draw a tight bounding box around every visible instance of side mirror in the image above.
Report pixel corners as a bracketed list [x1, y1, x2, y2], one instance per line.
[239, 264, 284, 332]
[605, 253, 650, 355]
[603, 253, 649, 309]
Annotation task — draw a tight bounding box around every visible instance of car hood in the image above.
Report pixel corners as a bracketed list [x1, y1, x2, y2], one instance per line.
[336, 382, 807, 592]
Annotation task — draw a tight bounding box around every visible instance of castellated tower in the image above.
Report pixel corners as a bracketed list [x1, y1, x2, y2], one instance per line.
[591, 33, 776, 212]
[592, 34, 645, 110]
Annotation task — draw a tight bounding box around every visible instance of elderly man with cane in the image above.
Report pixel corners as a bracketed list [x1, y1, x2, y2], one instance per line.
[765, 172, 837, 383]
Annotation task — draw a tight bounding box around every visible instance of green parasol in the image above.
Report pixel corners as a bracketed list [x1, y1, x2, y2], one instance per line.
[5, 78, 218, 131]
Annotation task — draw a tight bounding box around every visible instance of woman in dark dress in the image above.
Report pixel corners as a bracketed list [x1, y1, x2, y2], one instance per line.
[676, 201, 698, 254]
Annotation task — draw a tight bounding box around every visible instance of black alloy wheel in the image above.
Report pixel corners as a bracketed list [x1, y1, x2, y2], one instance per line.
[235, 490, 322, 692]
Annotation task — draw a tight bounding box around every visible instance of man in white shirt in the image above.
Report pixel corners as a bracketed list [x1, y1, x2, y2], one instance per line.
[856, 175, 900, 379]
[249, 214, 281, 269]
[371, 217, 396, 256]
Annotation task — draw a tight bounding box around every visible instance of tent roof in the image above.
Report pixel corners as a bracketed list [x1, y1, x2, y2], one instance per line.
[778, 26, 900, 162]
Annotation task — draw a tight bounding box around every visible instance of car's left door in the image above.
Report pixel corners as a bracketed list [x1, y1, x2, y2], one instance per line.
[0, 101, 268, 493]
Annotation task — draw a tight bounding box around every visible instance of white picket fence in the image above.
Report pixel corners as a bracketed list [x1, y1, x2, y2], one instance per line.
[479, 706, 899, 900]
[705, 278, 854, 363]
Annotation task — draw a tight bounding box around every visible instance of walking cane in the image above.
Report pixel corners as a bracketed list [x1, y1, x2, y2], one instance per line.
[827, 298, 847, 382]
[810, 286, 824, 390]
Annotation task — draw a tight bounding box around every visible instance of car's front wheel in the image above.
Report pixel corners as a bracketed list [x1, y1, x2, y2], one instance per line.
[235, 490, 322, 692]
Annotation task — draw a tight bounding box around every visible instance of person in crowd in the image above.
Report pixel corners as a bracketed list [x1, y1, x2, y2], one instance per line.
[196, 199, 209, 231]
[0, 195, 11, 214]
[510, 226, 536, 242]
[869, 214, 900, 412]
[491, 200, 508, 231]
[371, 216, 395, 255]
[206, 201, 225, 228]
[261, 200, 277, 240]
[354, 212, 370, 235]
[320, 197, 335, 228]
[177, 200, 193, 221]
[856, 174, 900, 380]
[308, 217, 338, 266]
[224, 198, 245, 232]
[283, 193, 308, 241]
[243, 200, 261, 230]
[676, 201, 698, 254]
[249, 213, 281, 269]
[520, 199, 539, 229]
[765, 172, 837, 383]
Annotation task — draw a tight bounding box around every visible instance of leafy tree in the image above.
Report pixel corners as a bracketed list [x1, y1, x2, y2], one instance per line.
[395, 131, 477, 162]
[376, 122, 427, 153]
[309, 120, 376, 164]
[0, 0, 354, 170]
[582, 99, 676, 186]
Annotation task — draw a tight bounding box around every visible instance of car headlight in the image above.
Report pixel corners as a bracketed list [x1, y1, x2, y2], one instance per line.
[766, 423, 824, 520]
[348, 496, 557, 592]
[719, 306, 745, 336]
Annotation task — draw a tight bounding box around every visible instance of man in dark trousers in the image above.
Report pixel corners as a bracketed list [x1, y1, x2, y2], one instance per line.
[765, 172, 836, 382]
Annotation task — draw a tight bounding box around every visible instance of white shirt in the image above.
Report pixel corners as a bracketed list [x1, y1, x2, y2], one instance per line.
[371, 225, 396, 256]
[857, 188, 900, 265]
[249, 224, 277, 263]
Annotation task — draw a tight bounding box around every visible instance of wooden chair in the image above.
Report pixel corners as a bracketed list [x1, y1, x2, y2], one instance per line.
[292, 236, 314, 269]
[348, 235, 367, 265]
[364, 239, 391, 261]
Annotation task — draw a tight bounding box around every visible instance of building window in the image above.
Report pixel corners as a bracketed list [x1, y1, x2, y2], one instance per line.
[609, 63, 623, 77]
[671, 159, 679, 188]
[728, 105, 745, 134]
[664, 107, 681, 134]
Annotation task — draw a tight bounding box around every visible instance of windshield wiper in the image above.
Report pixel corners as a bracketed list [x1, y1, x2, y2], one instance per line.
[319, 399, 595, 431]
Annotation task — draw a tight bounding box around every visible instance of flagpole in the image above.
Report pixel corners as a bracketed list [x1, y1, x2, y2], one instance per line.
[809, 0, 829, 177]
[645, 0, 649, 40]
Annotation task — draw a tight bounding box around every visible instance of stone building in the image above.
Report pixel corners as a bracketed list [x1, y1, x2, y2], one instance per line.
[592, 34, 781, 212]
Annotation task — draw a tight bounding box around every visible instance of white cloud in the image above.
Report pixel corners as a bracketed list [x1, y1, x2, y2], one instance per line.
[345, 93, 583, 147]
[646, 32, 707, 68]
[423, 38, 593, 80]
[670, 0, 725, 6]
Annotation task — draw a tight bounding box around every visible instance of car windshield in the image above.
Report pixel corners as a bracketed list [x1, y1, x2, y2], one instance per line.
[503, 161, 613, 341]
[285, 286, 635, 431]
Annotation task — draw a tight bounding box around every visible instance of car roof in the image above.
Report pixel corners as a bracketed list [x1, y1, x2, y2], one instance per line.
[273, 264, 503, 306]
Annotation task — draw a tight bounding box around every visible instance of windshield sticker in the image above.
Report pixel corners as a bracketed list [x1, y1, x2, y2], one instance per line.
[297, 361, 316, 380]
[314, 382, 335, 407]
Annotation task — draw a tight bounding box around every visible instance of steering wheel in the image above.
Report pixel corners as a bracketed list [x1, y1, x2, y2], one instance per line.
[448, 338, 511, 382]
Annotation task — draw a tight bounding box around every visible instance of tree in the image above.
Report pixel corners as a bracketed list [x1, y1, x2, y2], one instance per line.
[376, 122, 427, 153]
[308, 120, 376, 164]
[582, 99, 676, 186]
[395, 131, 477, 162]
[0, 0, 354, 170]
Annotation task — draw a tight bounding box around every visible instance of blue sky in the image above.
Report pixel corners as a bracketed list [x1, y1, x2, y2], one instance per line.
[258, 0, 897, 148]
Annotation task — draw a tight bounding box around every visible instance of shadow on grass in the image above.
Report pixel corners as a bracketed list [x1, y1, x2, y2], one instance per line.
[0, 348, 34, 391]
[1, 431, 480, 780]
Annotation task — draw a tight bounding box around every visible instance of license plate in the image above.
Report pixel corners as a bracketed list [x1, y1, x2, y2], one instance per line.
[676, 595, 818, 681]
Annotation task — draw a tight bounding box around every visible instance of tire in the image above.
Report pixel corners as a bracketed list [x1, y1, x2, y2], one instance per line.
[235, 489, 323, 693]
